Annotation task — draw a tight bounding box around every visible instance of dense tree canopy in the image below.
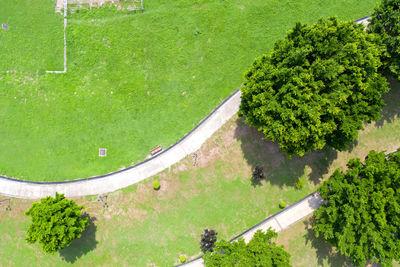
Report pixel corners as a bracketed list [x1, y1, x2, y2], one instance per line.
[26, 193, 89, 254]
[314, 150, 400, 266]
[239, 17, 389, 157]
[369, 0, 400, 79]
[203, 229, 291, 267]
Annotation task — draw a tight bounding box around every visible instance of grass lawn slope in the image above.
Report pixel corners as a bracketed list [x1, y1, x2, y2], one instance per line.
[0, 0, 380, 181]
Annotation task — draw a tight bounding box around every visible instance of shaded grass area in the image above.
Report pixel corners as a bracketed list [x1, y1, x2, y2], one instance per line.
[0, 83, 400, 265]
[277, 216, 400, 267]
[0, 0, 64, 71]
[0, 0, 380, 181]
[276, 216, 352, 267]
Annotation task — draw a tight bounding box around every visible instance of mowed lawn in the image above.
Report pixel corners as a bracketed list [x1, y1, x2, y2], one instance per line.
[0, 81, 399, 266]
[0, 0, 380, 181]
[0, 0, 64, 71]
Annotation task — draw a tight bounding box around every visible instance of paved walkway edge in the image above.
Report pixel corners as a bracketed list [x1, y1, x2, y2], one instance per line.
[0, 89, 242, 198]
[177, 192, 324, 267]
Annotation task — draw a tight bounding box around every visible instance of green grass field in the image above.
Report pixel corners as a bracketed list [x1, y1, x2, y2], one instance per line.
[0, 0, 381, 181]
[0, 0, 64, 71]
[0, 80, 399, 265]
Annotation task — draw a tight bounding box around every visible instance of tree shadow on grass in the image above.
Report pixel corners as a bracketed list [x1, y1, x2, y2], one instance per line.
[375, 77, 400, 128]
[303, 217, 352, 267]
[233, 118, 338, 188]
[59, 215, 98, 263]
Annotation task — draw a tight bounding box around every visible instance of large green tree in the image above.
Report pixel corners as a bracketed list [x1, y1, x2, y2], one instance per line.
[239, 17, 389, 157]
[203, 229, 291, 267]
[314, 150, 400, 266]
[26, 193, 89, 254]
[369, 0, 400, 79]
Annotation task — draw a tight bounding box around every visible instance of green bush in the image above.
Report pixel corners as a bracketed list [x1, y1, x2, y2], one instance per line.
[153, 181, 160, 190]
[25, 193, 89, 254]
[179, 255, 186, 263]
[279, 201, 287, 209]
[295, 177, 305, 190]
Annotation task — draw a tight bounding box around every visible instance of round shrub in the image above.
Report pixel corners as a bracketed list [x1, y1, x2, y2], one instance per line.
[179, 255, 186, 263]
[279, 201, 287, 209]
[152, 181, 160, 190]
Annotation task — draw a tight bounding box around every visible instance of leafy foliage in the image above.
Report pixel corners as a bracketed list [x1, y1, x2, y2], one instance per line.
[251, 166, 265, 186]
[201, 229, 218, 253]
[295, 177, 306, 190]
[152, 181, 160, 190]
[25, 193, 89, 254]
[203, 229, 291, 267]
[239, 17, 389, 157]
[279, 201, 287, 209]
[314, 150, 400, 266]
[369, 0, 400, 79]
[179, 255, 186, 263]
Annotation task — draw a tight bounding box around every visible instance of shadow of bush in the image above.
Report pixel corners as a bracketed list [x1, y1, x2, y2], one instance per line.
[234, 118, 337, 188]
[59, 215, 98, 263]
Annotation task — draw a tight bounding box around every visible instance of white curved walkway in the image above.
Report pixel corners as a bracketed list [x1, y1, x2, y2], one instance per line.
[0, 90, 241, 199]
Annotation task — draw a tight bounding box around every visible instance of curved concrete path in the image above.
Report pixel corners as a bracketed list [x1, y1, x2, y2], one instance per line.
[0, 16, 371, 199]
[177, 192, 324, 267]
[0, 90, 242, 199]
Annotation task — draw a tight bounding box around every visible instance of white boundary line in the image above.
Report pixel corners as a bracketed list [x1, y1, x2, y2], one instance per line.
[46, 0, 67, 74]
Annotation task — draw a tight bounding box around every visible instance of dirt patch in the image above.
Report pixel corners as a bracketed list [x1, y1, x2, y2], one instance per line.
[180, 178, 200, 198]
[134, 183, 152, 204]
[128, 207, 148, 222]
[196, 146, 222, 168]
[0, 197, 33, 220]
[156, 179, 182, 200]
[172, 161, 189, 174]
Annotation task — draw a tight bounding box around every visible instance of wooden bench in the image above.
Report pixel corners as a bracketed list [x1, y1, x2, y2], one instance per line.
[150, 145, 162, 156]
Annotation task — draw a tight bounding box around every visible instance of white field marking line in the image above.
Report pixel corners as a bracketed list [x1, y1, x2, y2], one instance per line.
[46, 0, 67, 74]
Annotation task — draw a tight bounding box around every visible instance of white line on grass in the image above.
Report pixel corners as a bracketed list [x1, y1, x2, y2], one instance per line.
[46, 0, 67, 74]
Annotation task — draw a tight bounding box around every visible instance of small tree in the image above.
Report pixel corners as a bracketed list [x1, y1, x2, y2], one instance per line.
[200, 229, 218, 253]
[369, 0, 400, 79]
[314, 149, 400, 266]
[251, 165, 265, 186]
[204, 229, 291, 266]
[239, 17, 389, 157]
[26, 193, 89, 254]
